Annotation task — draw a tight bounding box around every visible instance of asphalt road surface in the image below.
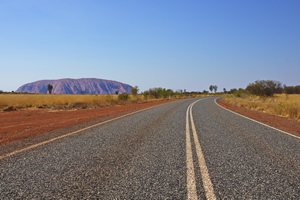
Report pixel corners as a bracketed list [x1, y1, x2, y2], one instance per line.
[1, 97, 299, 199]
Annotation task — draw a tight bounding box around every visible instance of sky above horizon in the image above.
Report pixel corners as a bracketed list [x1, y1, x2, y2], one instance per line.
[1, 0, 299, 92]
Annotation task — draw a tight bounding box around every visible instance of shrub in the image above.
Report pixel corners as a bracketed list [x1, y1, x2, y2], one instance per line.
[118, 93, 129, 101]
[3, 106, 17, 112]
[284, 85, 300, 94]
[146, 88, 176, 99]
[142, 91, 150, 100]
[131, 86, 139, 95]
[233, 88, 250, 97]
[246, 80, 283, 97]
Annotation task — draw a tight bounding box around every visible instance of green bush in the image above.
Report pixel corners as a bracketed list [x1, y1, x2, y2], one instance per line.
[131, 86, 139, 95]
[284, 85, 300, 94]
[233, 88, 250, 97]
[118, 93, 129, 101]
[142, 91, 150, 99]
[246, 80, 283, 97]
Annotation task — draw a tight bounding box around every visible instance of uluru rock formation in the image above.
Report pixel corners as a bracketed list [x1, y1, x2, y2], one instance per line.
[16, 78, 133, 94]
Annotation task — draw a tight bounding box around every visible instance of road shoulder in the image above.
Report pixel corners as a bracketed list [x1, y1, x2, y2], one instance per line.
[216, 98, 300, 137]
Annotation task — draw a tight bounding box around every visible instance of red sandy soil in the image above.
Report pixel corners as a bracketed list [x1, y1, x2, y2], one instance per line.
[217, 98, 300, 137]
[0, 100, 177, 145]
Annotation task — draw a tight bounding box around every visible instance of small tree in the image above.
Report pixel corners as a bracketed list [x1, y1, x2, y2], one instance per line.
[284, 85, 300, 94]
[246, 80, 283, 97]
[131, 86, 139, 95]
[209, 85, 214, 93]
[223, 88, 227, 94]
[142, 91, 150, 99]
[229, 88, 237, 94]
[115, 90, 119, 95]
[47, 84, 53, 94]
[213, 85, 218, 93]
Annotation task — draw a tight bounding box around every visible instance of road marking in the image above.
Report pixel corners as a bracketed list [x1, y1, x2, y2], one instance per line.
[186, 103, 197, 200]
[0, 103, 168, 160]
[186, 99, 217, 200]
[214, 98, 300, 140]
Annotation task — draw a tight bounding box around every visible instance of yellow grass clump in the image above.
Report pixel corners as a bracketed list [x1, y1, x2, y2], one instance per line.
[224, 94, 300, 121]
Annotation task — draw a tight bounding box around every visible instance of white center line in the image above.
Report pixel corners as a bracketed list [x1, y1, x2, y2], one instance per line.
[186, 103, 198, 200]
[186, 99, 217, 200]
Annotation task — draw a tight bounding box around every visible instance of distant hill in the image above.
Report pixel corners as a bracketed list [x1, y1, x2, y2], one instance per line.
[16, 78, 133, 94]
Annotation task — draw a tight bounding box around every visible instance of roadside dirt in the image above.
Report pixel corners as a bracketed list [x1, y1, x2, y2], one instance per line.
[217, 98, 300, 137]
[0, 100, 178, 145]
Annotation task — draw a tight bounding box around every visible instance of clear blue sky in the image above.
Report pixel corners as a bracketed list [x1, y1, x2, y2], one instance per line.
[1, 0, 299, 92]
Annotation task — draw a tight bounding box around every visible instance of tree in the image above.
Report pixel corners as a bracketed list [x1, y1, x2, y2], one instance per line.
[296, 85, 300, 94]
[223, 88, 227, 94]
[47, 84, 53, 94]
[246, 80, 283, 97]
[209, 85, 214, 93]
[284, 85, 300, 94]
[115, 90, 119, 95]
[209, 85, 218, 93]
[131, 86, 139, 95]
[144, 88, 176, 99]
[213, 85, 218, 93]
[229, 88, 237, 94]
[142, 91, 150, 99]
[202, 90, 209, 94]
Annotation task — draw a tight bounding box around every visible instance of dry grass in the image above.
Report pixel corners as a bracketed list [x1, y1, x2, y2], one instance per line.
[0, 93, 213, 111]
[224, 94, 300, 121]
[0, 94, 147, 110]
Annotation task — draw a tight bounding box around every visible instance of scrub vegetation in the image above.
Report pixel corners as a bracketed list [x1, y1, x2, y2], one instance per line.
[224, 94, 300, 121]
[224, 80, 300, 121]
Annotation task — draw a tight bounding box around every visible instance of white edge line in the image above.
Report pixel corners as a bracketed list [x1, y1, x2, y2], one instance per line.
[214, 98, 300, 140]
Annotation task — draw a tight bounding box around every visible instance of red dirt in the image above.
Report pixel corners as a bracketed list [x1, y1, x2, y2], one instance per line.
[217, 98, 300, 137]
[0, 100, 177, 145]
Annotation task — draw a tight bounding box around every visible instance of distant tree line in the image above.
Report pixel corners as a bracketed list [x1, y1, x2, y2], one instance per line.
[226, 80, 300, 97]
[284, 85, 300, 94]
[142, 88, 182, 99]
[0, 90, 16, 94]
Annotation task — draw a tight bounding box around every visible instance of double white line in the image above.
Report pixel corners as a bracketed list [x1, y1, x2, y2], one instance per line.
[186, 99, 216, 200]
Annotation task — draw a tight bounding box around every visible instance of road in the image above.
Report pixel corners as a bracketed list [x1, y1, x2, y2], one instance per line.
[1, 97, 299, 199]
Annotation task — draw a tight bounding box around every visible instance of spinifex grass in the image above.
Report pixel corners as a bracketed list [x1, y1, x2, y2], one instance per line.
[0, 94, 145, 110]
[224, 94, 300, 121]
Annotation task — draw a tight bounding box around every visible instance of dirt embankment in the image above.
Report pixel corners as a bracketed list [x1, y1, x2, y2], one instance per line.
[217, 98, 300, 137]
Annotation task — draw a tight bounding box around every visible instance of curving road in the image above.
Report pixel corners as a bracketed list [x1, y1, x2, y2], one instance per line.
[1, 97, 299, 199]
